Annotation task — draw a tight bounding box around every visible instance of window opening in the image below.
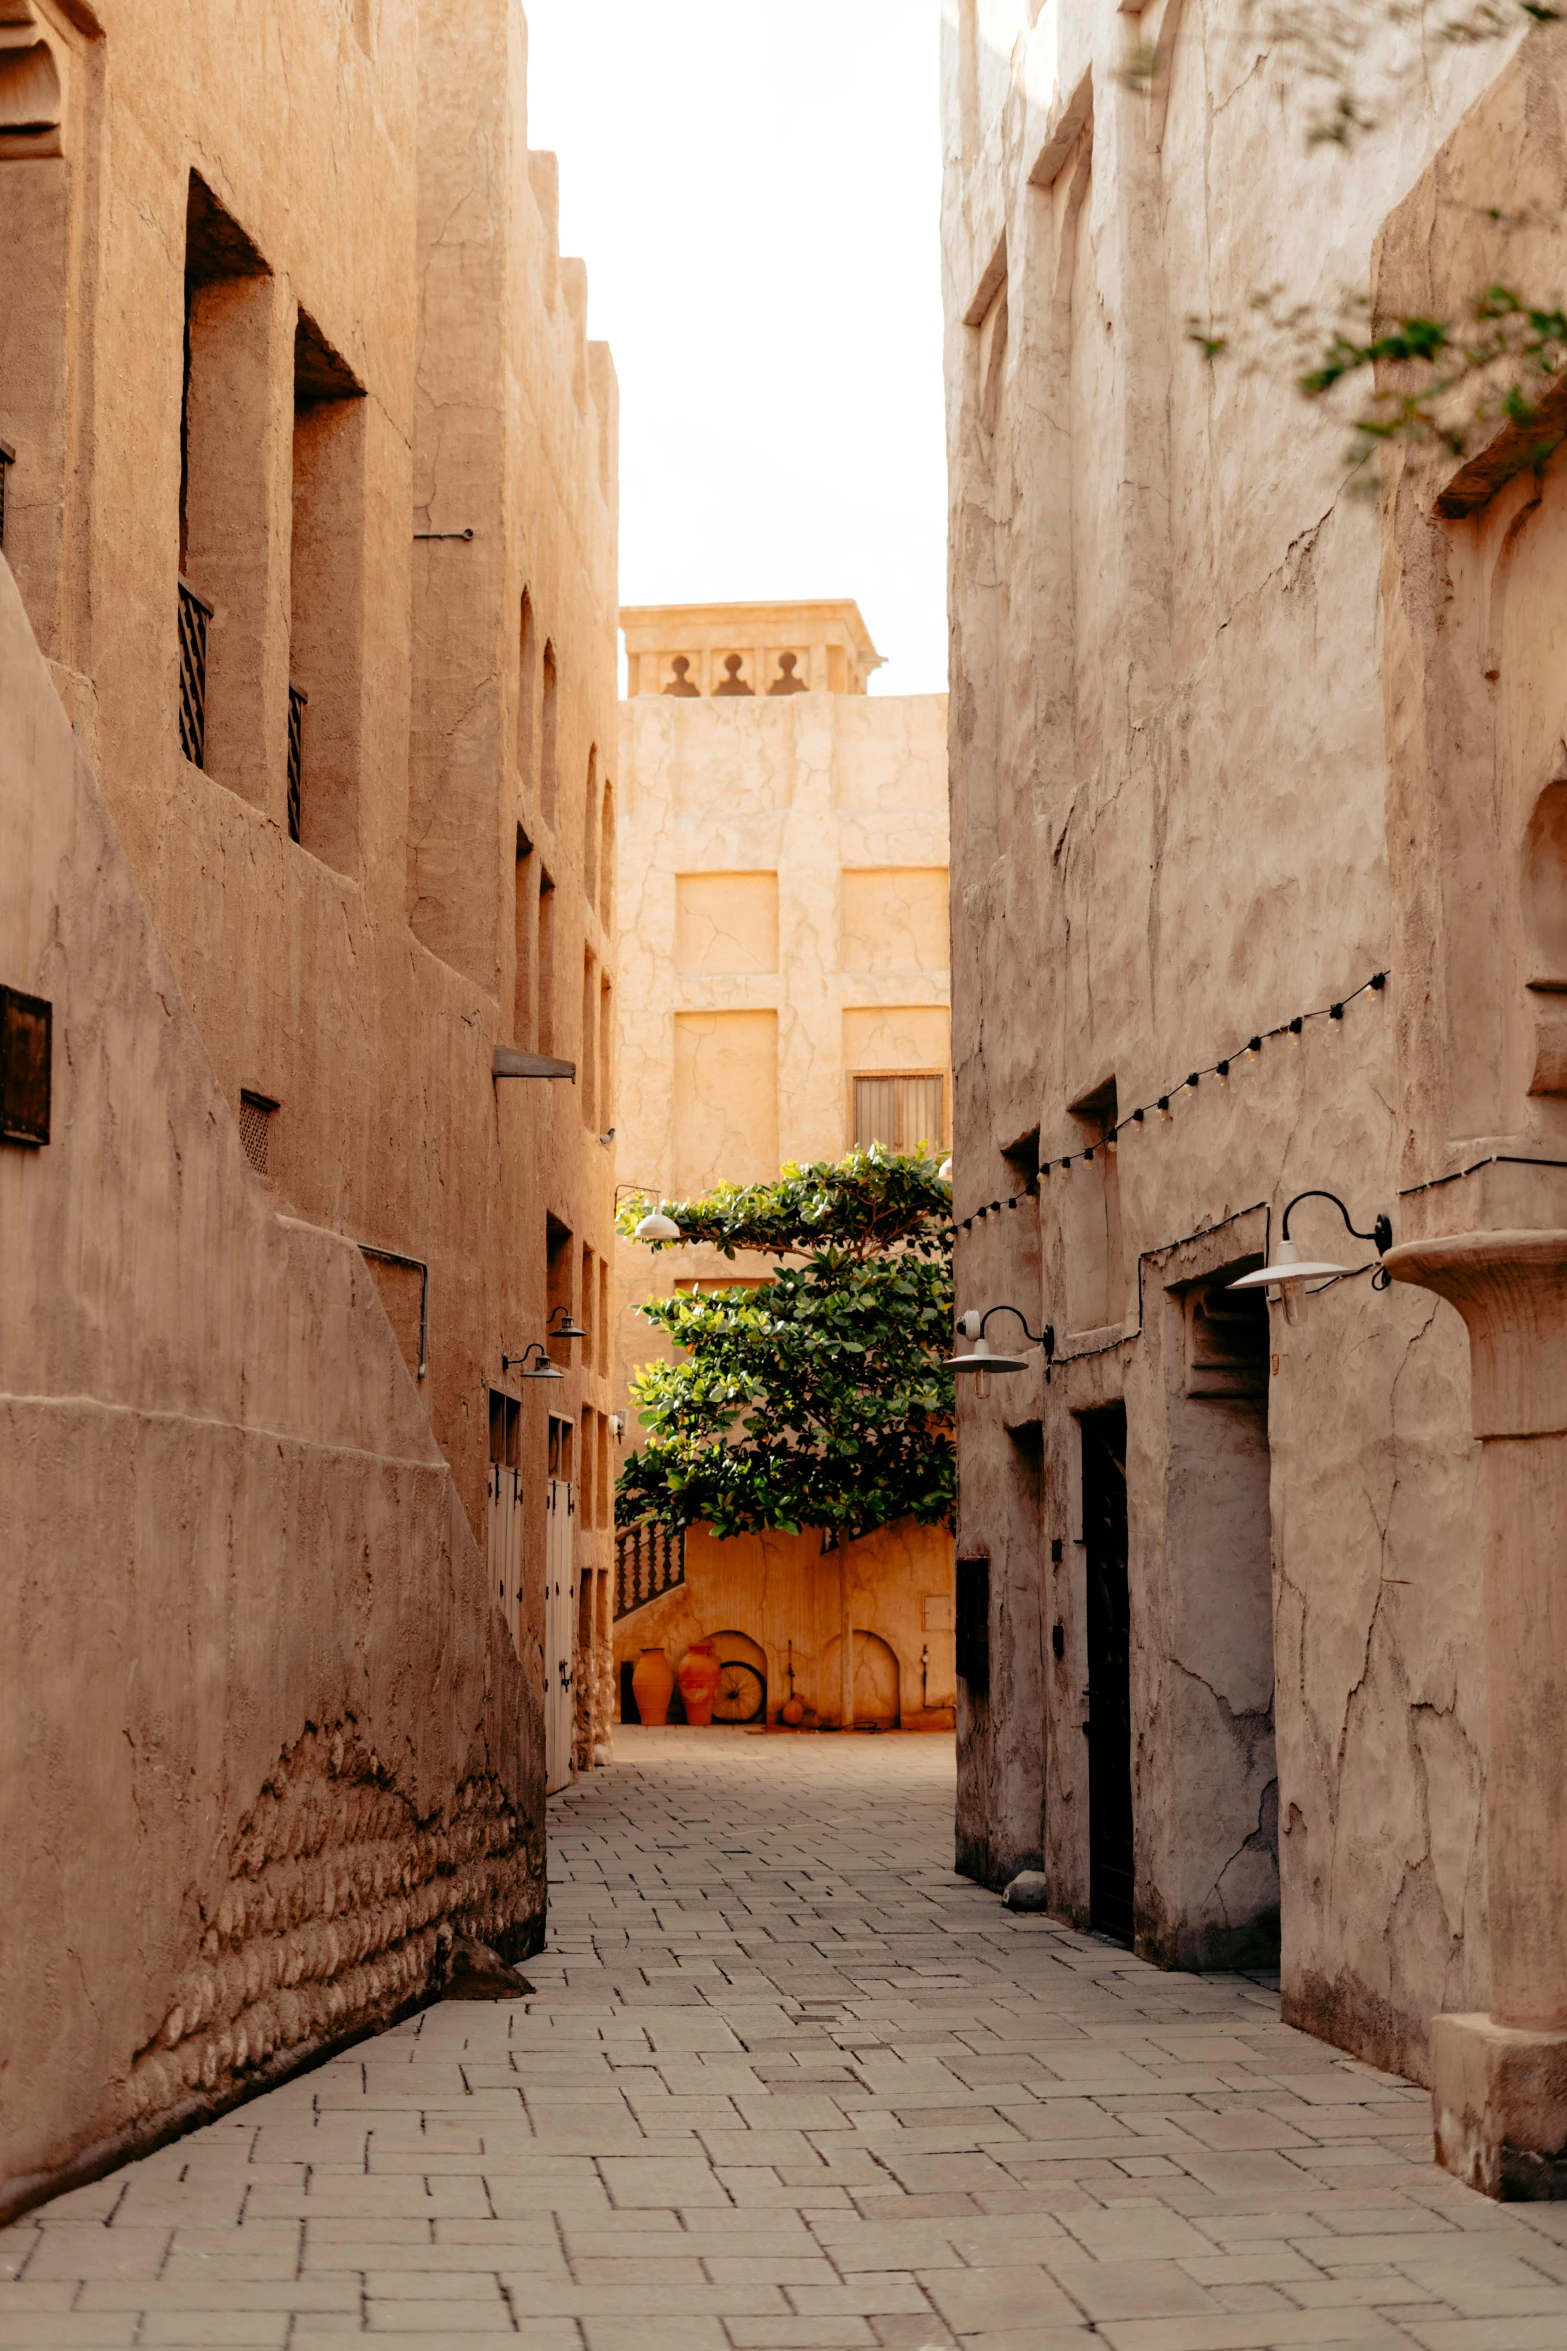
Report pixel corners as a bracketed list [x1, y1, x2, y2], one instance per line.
[238, 1089, 277, 1175]
[541, 639, 558, 823]
[514, 824, 535, 1046]
[598, 782, 614, 926]
[286, 681, 306, 842]
[518, 590, 536, 801]
[537, 866, 556, 1053]
[0, 438, 12, 549]
[288, 309, 365, 865]
[177, 576, 213, 768]
[581, 949, 597, 1128]
[1064, 1078, 1125, 1331]
[179, 177, 269, 791]
[546, 1212, 574, 1340]
[583, 746, 598, 908]
[852, 1070, 946, 1153]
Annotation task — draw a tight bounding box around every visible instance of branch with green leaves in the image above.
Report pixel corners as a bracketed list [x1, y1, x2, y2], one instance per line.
[1189, 281, 1567, 479]
[615, 1147, 955, 1541]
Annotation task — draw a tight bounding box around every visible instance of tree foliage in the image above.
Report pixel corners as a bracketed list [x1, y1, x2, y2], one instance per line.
[615, 1148, 955, 1541]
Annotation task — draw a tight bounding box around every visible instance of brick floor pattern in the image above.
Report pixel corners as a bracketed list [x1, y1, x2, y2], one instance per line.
[7, 1727, 1567, 2351]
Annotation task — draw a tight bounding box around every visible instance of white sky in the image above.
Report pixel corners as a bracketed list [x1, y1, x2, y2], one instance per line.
[523, 0, 949, 698]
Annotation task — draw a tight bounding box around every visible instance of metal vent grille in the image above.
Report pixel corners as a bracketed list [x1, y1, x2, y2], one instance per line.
[287, 681, 307, 843]
[178, 577, 213, 768]
[238, 1090, 276, 1175]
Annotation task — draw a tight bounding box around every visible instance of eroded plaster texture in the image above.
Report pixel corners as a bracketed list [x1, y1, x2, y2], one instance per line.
[940, 0, 1515, 2086]
[614, 605, 954, 1728]
[0, 569, 537, 2209]
[0, 0, 618, 2209]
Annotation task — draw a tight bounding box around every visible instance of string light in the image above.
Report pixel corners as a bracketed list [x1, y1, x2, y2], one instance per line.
[946, 970, 1388, 1237]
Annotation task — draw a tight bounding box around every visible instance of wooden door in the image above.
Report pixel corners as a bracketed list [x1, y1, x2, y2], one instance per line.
[487, 1462, 523, 1656]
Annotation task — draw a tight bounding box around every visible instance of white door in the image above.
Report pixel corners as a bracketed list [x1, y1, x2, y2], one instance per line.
[487, 1463, 523, 1656]
[545, 1478, 577, 1793]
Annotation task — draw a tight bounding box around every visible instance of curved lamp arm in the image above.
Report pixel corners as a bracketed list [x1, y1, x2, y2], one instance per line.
[960, 1303, 1057, 1359]
[1280, 1189, 1393, 1255]
[1280, 1190, 1393, 1288]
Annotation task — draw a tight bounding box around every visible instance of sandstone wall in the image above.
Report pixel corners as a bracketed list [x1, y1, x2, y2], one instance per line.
[939, 0, 1520, 2078]
[0, 0, 619, 2204]
[0, 567, 538, 2212]
[616, 1522, 957, 1735]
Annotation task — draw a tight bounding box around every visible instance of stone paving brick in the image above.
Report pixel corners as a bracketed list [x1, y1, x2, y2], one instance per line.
[11, 1731, 1567, 2347]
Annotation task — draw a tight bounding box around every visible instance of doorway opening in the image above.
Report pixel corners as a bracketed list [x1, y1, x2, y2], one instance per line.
[1082, 1402, 1133, 1943]
[1162, 1269, 1278, 1969]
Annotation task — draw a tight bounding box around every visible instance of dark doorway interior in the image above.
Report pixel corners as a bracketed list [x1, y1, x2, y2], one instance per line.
[1083, 1403, 1133, 1944]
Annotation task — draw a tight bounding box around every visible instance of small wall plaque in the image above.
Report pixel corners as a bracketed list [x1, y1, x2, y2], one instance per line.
[0, 984, 51, 1145]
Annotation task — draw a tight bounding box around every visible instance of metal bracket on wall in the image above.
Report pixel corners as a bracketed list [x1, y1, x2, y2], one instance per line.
[493, 1045, 576, 1081]
[413, 527, 474, 541]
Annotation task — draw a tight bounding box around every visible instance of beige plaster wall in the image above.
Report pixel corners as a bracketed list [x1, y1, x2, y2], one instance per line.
[0, 565, 537, 2209]
[0, 0, 618, 2203]
[614, 1523, 957, 1734]
[940, 0, 1510, 2077]
[613, 613, 954, 1724]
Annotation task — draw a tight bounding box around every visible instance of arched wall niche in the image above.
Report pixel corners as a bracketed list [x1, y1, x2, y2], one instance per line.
[1524, 770, 1567, 1095]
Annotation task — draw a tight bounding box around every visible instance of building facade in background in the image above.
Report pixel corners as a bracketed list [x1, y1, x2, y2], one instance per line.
[0, 0, 616, 2214]
[943, 0, 1567, 2194]
[613, 599, 955, 1733]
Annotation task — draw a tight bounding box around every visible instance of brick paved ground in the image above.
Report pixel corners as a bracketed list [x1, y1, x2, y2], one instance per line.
[8, 1727, 1567, 2350]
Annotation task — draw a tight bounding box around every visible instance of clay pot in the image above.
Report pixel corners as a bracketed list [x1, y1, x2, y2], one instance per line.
[631, 1648, 675, 1727]
[780, 1696, 805, 1727]
[677, 1641, 722, 1728]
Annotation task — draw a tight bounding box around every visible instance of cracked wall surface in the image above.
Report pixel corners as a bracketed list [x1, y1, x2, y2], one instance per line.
[0, 568, 540, 2208]
[0, 0, 616, 2209]
[941, 0, 1502, 2074]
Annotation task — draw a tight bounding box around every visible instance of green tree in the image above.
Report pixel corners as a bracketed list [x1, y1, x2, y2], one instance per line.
[615, 1147, 955, 1542]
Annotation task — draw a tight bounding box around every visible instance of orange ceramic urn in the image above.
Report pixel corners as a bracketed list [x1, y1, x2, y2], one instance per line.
[631, 1648, 675, 1727]
[677, 1641, 722, 1727]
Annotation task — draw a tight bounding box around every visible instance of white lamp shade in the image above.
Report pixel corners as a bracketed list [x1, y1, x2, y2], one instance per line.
[938, 1158, 953, 1182]
[634, 1209, 682, 1242]
[1229, 1238, 1350, 1289]
[943, 1334, 1028, 1376]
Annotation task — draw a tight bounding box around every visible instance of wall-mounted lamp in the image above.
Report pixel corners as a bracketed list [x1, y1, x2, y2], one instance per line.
[938, 1157, 953, 1182]
[547, 1304, 589, 1342]
[633, 1206, 682, 1242]
[502, 1343, 564, 1382]
[944, 1304, 1056, 1398]
[1229, 1190, 1394, 1325]
[609, 1413, 625, 1442]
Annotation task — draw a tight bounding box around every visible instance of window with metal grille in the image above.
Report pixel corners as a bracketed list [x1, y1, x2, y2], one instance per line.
[851, 1070, 946, 1153]
[287, 680, 306, 843]
[238, 1089, 277, 1175]
[0, 439, 13, 549]
[177, 576, 213, 767]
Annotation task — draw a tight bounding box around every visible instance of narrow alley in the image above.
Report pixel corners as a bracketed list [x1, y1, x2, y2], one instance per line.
[7, 1732, 1567, 2351]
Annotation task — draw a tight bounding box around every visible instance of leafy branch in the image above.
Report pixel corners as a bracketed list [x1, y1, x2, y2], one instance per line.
[1188, 280, 1567, 477]
[616, 1147, 955, 1541]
